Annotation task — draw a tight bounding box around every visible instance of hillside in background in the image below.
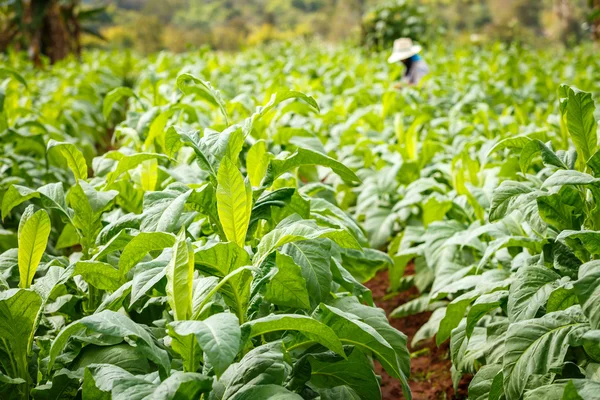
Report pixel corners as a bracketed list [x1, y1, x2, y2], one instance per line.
[84, 0, 595, 53]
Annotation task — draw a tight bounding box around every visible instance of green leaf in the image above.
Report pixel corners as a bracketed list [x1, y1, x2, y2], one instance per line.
[0, 289, 42, 358]
[282, 240, 331, 308]
[561, 85, 597, 163]
[489, 180, 535, 221]
[217, 156, 252, 247]
[164, 127, 217, 178]
[557, 230, 600, 257]
[105, 152, 169, 186]
[508, 266, 561, 322]
[243, 313, 345, 356]
[537, 194, 576, 230]
[542, 170, 599, 188]
[264, 252, 311, 310]
[330, 296, 410, 382]
[519, 139, 566, 173]
[466, 291, 508, 337]
[119, 232, 176, 275]
[305, 349, 381, 400]
[230, 384, 303, 400]
[246, 140, 272, 187]
[176, 73, 229, 125]
[254, 215, 361, 268]
[0, 67, 28, 88]
[422, 194, 452, 228]
[170, 313, 241, 377]
[49, 310, 170, 377]
[155, 190, 193, 233]
[261, 148, 361, 189]
[214, 343, 288, 398]
[468, 364, 502, 400]
[574, 260, 600, 329]
[437, 291, 478, 345]
[74, 261, 123, 292]
[547, 286, 579, 313]
[18, 206, 51, 289]
[1, 185, 39, 221]
[103, 86, 139, 119]
[194, 241, 251, 277]
[166, 230, 194, 321]
[316, 304, 405, 382]
[47, 139, 88, 180]
[503, 307, 589, 400]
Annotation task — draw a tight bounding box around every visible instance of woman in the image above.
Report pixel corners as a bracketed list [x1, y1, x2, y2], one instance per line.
[388, 38, 429, 86]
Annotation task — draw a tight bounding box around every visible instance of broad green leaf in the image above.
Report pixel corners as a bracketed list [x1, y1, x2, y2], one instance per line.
[170, 313, 241, 377]
[217, 156, 252, 246]
[103, 86, 139, 119]
[537, 194, 576, 230]
[574, 260, 600, 329]
[85, 364, 212, 400]
[264, 252, 310, 310]
[243, 313, 344, 356]
[157, 190, 193, 233]
[519, 139, 566, 173]
[229, 384, 303, 400]
[422, 194, 452, 228]
[547, 286, 579, 313]
[0, 289, 42, 357]
[49, 310, 170, 377]
[503, 307, 589, 400]
[261, 148, 361, 189]
[561, 85, 597, 163]
[316, 304, 405, 381]
[489, 180, 535, 221]
[508, 266, 561, 322]
[466, 291, 508, 337]
[1, 185, 39, 221]
[487, 135, 532, 156]
[214, 343, 288, 399]
[282, 240, 331, 308]
[74, 261, 123, 292]
[330, 296, 410, 381]
[304, 349, 381, 400]
[246, 140, 272, 187]
[166, 230, 194, 321]
[176, 73, 229, 125]
[18, 206, 51, 289]
[73, 344, 150, 375]
[437, 291, 478, 345]
[164, 127, 216, 178]
[140, 158, 158, 191]
[119, 232, 176, 275]
[254, 215, 361, 268]
[104, 152, 169, 186]
[194, 241, 251, 277]
[468, 364, 502, 400]
[47, 139, 88, 180]
[557, 230, 600, 258]
[543, 170, 599, 188]
[0, 67, 28, 88]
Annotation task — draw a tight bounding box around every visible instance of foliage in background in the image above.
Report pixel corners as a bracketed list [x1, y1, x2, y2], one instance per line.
[361, 0, 432, 51]
[0, 0, 109, 64]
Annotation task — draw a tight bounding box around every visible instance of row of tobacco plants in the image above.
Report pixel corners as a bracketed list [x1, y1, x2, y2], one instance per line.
[1, 43, 600, 399]
[0, 49, 410, 400]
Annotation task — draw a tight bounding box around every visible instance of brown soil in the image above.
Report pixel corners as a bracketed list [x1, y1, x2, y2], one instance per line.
[365, 266, 471, 400]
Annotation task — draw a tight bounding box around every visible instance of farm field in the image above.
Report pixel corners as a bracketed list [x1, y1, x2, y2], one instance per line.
[1, 42, 600, 400]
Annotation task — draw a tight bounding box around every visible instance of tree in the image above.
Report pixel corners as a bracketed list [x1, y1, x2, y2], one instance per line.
[592, 0, 600, 40]
[0, 0, 108, 65]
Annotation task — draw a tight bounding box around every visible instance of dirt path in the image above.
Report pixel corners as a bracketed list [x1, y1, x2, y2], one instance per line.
[365, 268, 471, 400]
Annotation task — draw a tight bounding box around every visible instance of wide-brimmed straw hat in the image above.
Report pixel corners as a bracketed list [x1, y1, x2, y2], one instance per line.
[387, 38, 422, 63]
